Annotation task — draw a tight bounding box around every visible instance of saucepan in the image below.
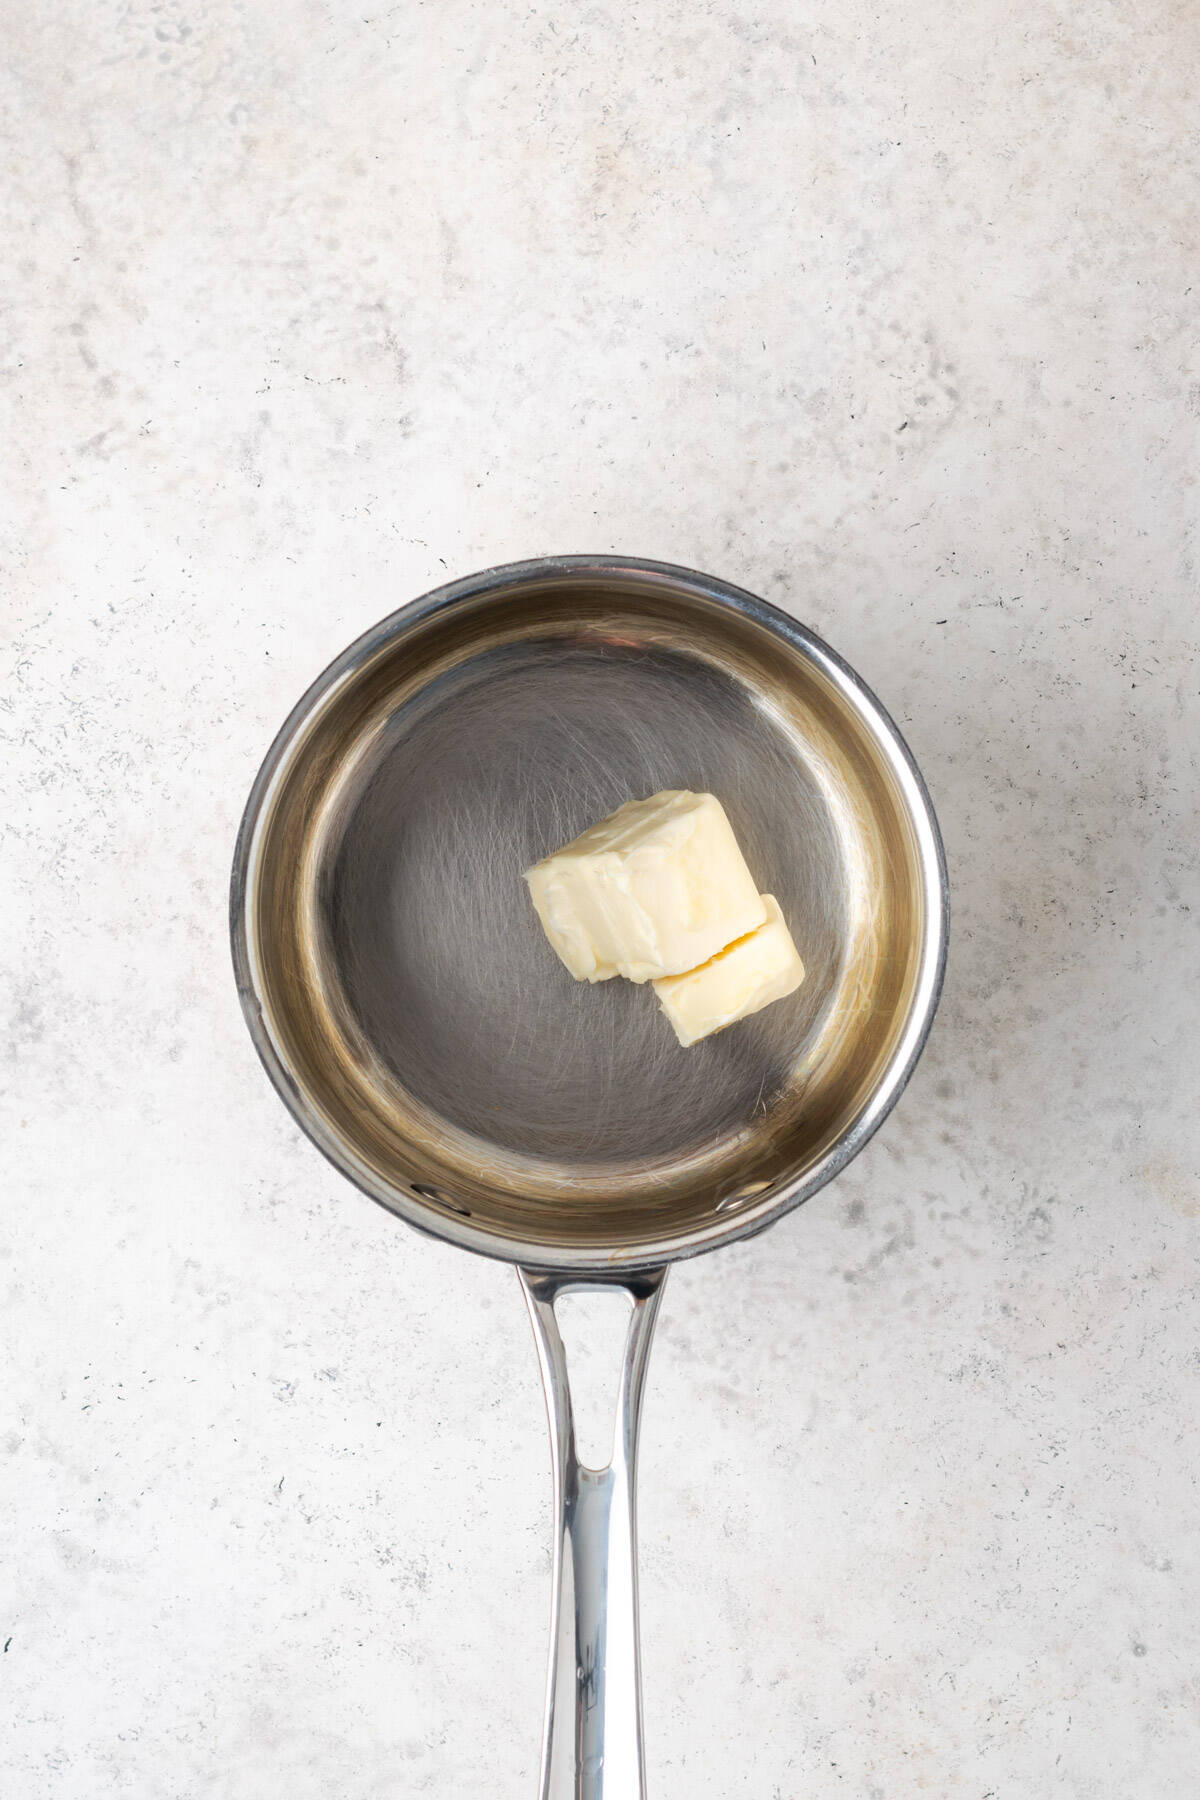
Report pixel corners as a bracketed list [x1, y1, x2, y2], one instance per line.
[230, 555, 948, 1797]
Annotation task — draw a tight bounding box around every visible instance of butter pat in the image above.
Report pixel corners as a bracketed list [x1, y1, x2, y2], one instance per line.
[524, 790, 767, 983]
[653, 894, 805, 1046]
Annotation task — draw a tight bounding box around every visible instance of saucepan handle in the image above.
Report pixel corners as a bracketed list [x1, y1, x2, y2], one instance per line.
[519, 1266, 668, 1800]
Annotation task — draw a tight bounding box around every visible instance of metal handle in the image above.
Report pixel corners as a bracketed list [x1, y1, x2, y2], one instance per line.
[520, 1266, 667, 1800]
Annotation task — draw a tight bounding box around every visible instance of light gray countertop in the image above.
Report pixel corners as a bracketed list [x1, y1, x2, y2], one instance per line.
[3, 4, 1198, 1795]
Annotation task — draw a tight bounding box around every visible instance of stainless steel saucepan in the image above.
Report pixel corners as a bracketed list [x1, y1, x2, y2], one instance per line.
[230, 555, 948, 1798]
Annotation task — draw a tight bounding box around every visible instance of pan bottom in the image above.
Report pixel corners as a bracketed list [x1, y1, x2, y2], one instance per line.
[325, 636, 847, 1170]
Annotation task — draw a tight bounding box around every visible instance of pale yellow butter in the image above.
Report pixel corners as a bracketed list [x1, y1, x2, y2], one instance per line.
[524, 790, 767, 983]
[653, 894, 805, 1046]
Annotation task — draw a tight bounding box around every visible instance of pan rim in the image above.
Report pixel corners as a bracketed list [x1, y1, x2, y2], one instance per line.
[230, 554, 949, 1271]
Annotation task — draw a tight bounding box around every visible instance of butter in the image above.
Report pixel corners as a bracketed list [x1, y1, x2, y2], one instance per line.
[653, 894, 805, 1046]
[524, 790, 768, 983]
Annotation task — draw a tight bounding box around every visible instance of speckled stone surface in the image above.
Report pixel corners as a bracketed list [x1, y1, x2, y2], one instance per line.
[3, 4, 1199, 1795]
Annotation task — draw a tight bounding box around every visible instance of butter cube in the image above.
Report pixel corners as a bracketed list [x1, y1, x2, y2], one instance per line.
[653, 894, 805, 1046]
[525, 790, 767, 984]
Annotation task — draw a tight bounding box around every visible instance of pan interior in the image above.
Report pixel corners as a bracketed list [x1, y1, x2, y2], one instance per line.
[326, 638, 845, 1168]
[245, 575, 933, 1257]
